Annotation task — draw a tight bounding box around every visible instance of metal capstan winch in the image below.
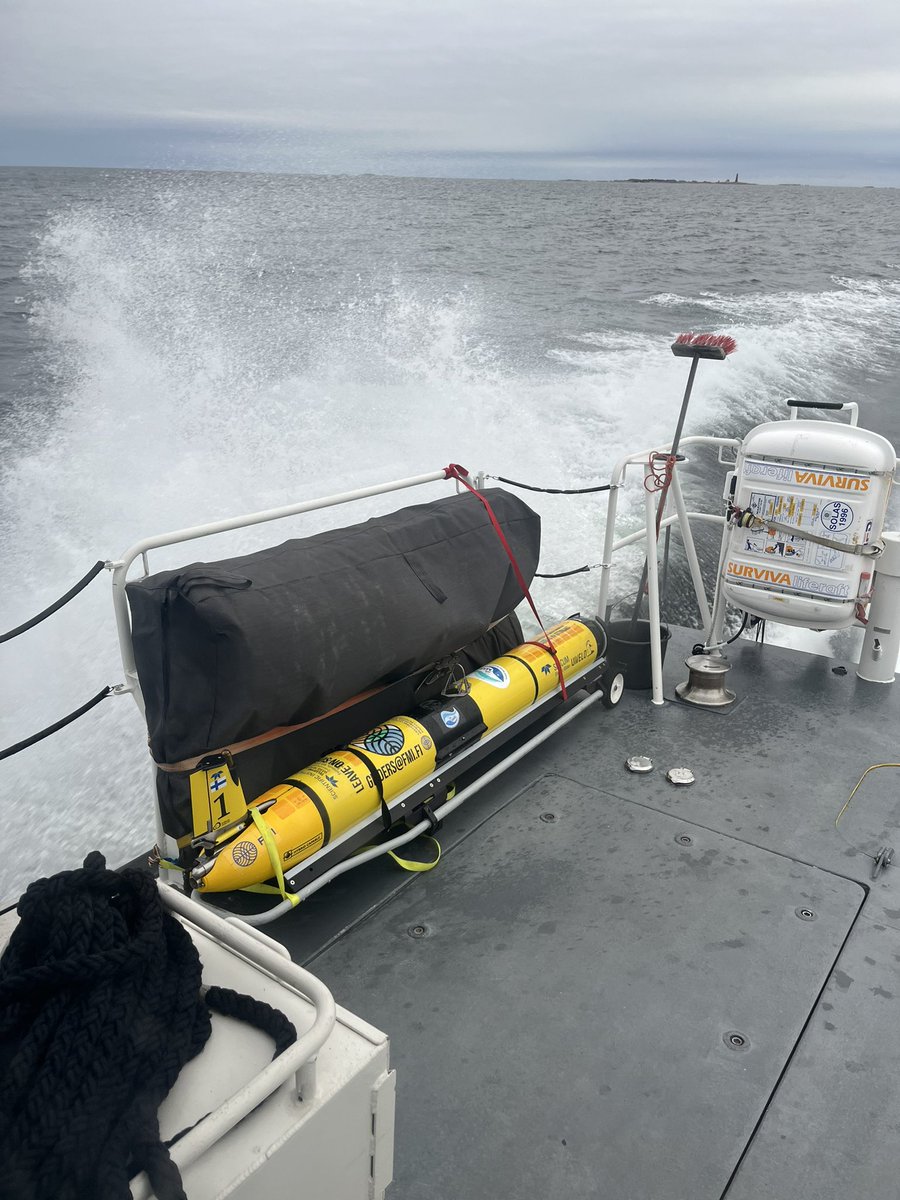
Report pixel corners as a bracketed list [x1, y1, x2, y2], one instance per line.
[675, 654, 736, 708]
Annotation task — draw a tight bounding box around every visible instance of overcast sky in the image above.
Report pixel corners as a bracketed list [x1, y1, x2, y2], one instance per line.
[2, 0, 898, 185]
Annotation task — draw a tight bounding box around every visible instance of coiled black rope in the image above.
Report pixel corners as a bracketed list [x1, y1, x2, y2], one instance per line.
[0, 560, 107, 644]
[490, 474, 612, 495]
[0, 686, 113, 762]
[0, 853, 296, 1200]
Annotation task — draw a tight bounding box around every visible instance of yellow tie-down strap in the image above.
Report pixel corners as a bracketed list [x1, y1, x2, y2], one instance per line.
[236, 825, 441, 895]
[387, 836, 442, 873]
[241, 806, 302, 907]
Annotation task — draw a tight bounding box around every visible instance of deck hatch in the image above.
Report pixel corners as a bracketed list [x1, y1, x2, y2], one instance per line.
[309, 774, 863, 1200]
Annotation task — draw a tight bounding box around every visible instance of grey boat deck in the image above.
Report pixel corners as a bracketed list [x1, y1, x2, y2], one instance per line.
[244, 629, 900, 1199]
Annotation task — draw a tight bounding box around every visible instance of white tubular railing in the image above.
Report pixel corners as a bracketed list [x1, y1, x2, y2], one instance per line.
[596, 436, 739, 620]
[110, 469, 452, 709]
[129, 884, 337, 1199]
[596, 436, 740, 704]
[603, 511, 725, 554]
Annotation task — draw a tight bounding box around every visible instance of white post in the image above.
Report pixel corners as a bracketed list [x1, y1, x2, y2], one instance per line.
[858, 532, 900, 684]
[644, 470, 665, 705]
[597, 482, 622, 619]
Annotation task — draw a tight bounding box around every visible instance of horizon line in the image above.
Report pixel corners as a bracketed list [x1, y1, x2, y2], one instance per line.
[0, 161, 896, 190]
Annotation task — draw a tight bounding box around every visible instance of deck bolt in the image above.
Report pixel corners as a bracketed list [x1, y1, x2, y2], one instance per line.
[540, 812, 558, 823]
[408, 924, 430, 939]
[724, 1031, 749, 1051]
[795, 907, 817, 922]
[675, 833, 693, 846]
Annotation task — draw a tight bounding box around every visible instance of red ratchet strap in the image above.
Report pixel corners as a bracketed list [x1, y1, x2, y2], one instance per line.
[444, 464, 568, 701]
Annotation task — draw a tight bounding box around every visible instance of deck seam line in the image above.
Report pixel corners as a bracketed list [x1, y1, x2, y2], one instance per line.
[552, 770, 873, 896]
[718, 882, 869, 1198]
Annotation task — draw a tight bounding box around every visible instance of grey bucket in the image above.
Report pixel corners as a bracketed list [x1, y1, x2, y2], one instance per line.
[607, 620, 671, 690]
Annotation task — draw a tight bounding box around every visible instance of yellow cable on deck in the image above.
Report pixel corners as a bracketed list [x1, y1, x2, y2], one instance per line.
[835, 763, 900, 829]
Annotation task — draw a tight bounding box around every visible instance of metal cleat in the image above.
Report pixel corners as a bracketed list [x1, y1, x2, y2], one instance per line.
[871, 846, 894, 881]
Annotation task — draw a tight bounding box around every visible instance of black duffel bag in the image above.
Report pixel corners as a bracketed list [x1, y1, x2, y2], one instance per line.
[127, 488, 540, 765]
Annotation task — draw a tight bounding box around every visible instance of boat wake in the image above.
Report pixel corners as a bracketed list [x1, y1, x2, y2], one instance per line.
[1, 188, 899, 898]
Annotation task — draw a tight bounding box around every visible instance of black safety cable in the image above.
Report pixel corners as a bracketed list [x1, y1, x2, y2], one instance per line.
[0, 560, 107, 643]
[535, 564, 592, 579]
[0, 852, 296, 1200]
[488, 471, 612, 571]
[489, 474, 612, 496]
[0, 686, 113, 762]
[692, 611, 751, 656]
[725, 611, 751, 645]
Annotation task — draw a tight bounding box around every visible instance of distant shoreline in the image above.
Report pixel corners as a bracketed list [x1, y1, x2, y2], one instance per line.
[0, 164, 893, 189]
[615, 178, 752, 185]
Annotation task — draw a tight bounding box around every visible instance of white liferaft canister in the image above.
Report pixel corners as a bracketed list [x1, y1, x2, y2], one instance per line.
[723, 419, 896, 629]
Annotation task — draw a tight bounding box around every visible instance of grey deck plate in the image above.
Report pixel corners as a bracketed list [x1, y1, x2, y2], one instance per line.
[309, 773, 864, 1200]
[727, 914, 900, 1200]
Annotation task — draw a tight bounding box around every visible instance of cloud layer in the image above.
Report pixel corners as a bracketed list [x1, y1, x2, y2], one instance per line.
[2, 0, 898, 183]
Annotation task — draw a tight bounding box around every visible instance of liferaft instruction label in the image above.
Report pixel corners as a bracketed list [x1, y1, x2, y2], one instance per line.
[740, 489, 850, 571]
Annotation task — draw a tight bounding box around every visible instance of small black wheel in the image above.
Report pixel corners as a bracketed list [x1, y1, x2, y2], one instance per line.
[602, 671, 626, 708]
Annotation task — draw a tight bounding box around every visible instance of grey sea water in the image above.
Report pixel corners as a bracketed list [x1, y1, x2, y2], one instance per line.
[1, 166, 898, 896]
